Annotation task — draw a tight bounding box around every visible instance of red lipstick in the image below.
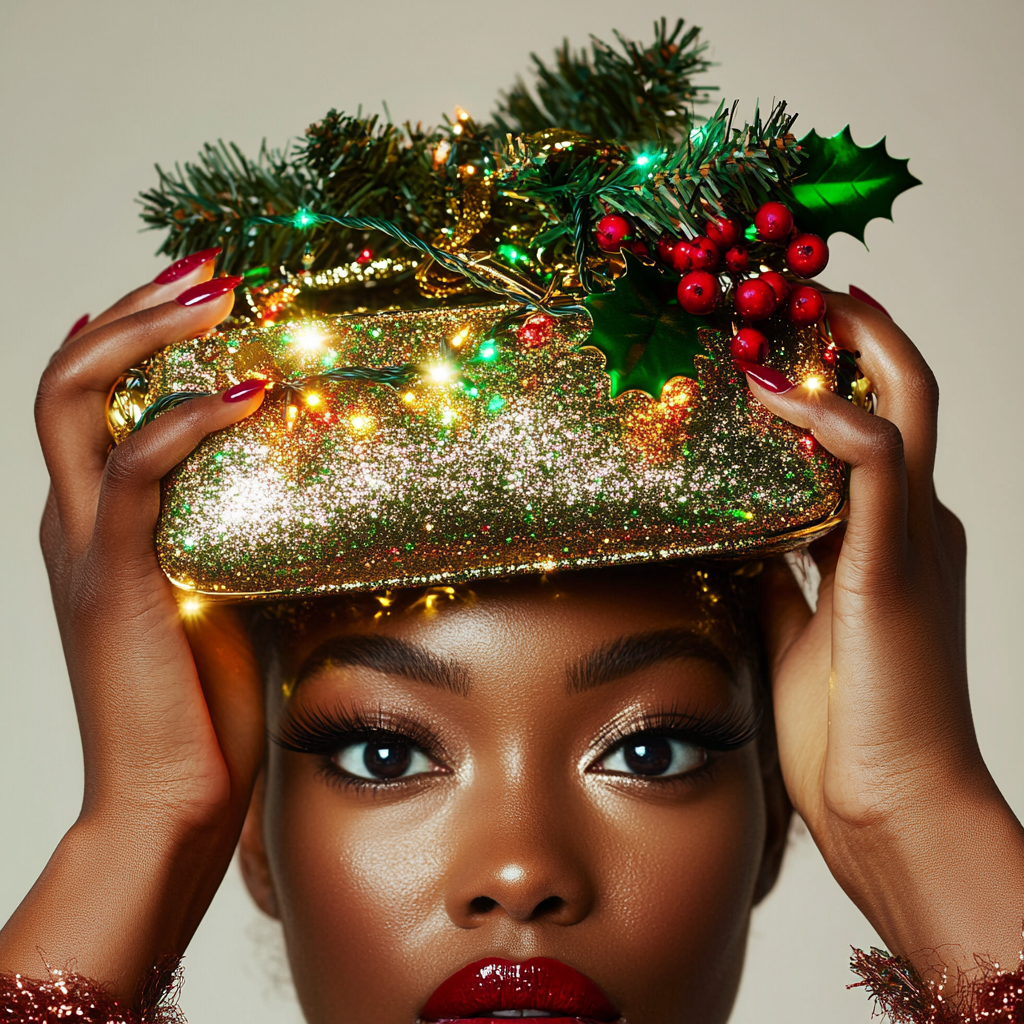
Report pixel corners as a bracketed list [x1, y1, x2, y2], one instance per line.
[422, 957, 619, 1022]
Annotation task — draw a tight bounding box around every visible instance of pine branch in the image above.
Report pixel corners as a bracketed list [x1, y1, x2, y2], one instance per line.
[137, 139, 319, 276]
[490, 17, 715, 144]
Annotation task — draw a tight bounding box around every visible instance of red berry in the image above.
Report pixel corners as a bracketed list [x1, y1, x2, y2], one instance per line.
[734, 278, 777, 321]
[517, 314, 555, 348]
[759, 271, 791, 304]
[789, 285, 826, 324]
[670, 240, 695, 271]
[630, 239, 650, 258]
[656, 235, 677, 264]
[730, 327, 769, 365]
[706, 216, 740, 248]
[822, 345, 838, 366]
[754, 202, 794, 242]
[595, 214, 633, 252]
[677, 270, 720, 314]
[688, 236, 720, 271]
[724, 246, 749, 272]
[786, 233, 829, 277]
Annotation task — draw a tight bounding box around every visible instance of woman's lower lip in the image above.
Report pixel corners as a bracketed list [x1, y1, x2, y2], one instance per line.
[421, 958, 619, 1022]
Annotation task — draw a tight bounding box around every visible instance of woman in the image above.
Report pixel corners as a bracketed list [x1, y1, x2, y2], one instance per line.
[3, 19, 1023, 1022]
[0, 261, 1021, 1022]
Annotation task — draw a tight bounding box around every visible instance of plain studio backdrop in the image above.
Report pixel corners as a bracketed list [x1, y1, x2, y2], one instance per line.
[1, 1, 1021, 1021]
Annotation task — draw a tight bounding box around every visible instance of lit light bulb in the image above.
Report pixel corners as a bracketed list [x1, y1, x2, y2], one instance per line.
[426, 363, 456, 384]
[181, 597, 203, 617]
[292, 324, 324, 351]
[455, 106, 471, 122]
[805, 376, 823, 391]
[450, 326, 470, 348]
[349, 414, 373, 433]
[305, 393, 321, 407]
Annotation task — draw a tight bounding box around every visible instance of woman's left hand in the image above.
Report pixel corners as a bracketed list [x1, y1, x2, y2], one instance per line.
[752, 292, 1024, 980]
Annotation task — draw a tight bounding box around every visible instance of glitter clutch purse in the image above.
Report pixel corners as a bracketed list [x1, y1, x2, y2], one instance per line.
[109, 301, 847, 597]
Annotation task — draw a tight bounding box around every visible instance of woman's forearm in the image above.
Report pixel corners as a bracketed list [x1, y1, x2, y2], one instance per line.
[0, 809, 233, 1003]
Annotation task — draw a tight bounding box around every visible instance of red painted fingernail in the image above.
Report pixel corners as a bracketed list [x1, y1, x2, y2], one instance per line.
[155, 247, 222, 284]
[223, 378, 267, 403]
[64, 313, 90, 341]
[737, 361, 795, 394]
[176, 275, 243, 307]
[849, 284, 891, 319]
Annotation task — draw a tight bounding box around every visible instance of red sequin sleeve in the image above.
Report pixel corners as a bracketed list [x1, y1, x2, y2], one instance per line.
[850, 946, 1024, 1023]
[0, 957, 184, 1024]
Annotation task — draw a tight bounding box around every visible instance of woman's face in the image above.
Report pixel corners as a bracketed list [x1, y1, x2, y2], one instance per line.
[240, 568, 789, 1024]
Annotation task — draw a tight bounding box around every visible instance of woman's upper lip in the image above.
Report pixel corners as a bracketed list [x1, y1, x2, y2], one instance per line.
[421, 957, 619, 1021]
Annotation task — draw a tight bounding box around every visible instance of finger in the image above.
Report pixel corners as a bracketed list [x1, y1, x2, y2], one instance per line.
[66, 248, 222, 347]
[826, 293, 938, 523]
[37, 280, 242, 548]
[741, 368, 909, 574]
[92, 381, 266, 562]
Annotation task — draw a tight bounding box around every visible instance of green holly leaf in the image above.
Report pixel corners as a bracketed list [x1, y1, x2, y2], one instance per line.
[791, 126, 921, 243]
[583, 251, 707, 399]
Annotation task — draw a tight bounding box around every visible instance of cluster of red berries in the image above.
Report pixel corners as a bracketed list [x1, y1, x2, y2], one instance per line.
[594, 202, 830, 366]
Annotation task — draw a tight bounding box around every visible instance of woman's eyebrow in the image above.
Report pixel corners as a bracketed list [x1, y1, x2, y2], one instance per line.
[294, 635, 470, 697]
[565, 628, 736, 695]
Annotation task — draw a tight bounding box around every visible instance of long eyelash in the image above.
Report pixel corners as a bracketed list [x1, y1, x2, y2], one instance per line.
[594, 700, 764, 755]
[273, 703, 446, 764]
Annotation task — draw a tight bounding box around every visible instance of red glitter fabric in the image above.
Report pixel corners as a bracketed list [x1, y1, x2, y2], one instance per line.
[0, 957, 184, 1024]
[850, 946, 1024, 1023]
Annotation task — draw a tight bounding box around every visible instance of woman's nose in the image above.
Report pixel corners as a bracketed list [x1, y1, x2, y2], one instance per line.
[443, 804, 596, 927]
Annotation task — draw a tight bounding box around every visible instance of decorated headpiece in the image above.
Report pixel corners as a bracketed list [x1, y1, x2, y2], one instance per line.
[113, 18, 918, 597]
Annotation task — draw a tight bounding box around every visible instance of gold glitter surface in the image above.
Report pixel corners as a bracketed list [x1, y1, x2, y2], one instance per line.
[120, 304, 846, 596]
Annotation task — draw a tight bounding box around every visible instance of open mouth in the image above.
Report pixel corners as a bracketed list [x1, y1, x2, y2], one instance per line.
[421, 958, 620, 1023]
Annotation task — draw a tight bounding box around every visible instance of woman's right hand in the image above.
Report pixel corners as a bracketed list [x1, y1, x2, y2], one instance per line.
[0, 254, 267, 999]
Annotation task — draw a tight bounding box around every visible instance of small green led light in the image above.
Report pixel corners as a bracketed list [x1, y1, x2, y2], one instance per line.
[478, 342, 498, 361]
[293, 209, 316, 228]
[488, 394, 505, 413]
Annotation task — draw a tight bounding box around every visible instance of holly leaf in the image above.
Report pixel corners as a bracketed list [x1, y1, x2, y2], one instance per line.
[791, 126, 921, 243]
[583, 250, 707, 399]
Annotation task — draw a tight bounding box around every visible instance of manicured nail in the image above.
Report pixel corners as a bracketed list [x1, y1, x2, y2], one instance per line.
[155, 247, 222, 284]
[849, 284, 891, 319]
[64, 313, 90, 341]
[737, 361, 795, 395]
[176, 275, 243, 307]
[223, 378, 267, 403]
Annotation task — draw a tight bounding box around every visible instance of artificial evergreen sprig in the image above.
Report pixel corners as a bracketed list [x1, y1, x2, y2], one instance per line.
[137, 18, 714, 278]
[491, 16, 715, 144]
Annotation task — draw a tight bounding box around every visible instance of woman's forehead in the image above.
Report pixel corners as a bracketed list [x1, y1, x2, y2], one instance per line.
[265, 564, 754, 682]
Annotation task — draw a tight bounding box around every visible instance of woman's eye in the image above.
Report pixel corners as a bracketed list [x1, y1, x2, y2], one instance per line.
[333, 737, 434, 781]
[597, 734, 706, 778]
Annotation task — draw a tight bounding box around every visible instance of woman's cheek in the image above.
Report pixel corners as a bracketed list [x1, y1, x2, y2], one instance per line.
[267, 773, 458, 1022]
[585, 750, 768, 1020]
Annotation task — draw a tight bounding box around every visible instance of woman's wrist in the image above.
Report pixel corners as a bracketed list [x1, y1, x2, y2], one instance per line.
[818, 771, 1024, 983]
[0, 805, 238, 1003]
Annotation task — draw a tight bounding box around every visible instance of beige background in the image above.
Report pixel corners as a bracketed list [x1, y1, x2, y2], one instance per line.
[1, 0, 1021, 1021]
